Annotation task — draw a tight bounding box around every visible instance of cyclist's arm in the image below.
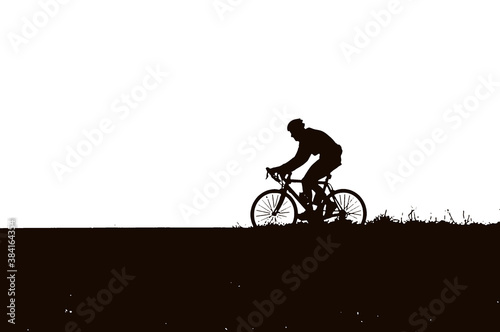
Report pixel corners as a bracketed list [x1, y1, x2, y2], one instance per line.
[278, 145, 310, 174]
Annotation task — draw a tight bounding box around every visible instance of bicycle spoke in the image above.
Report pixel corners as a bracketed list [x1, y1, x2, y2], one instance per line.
[263, 196, 273, 211]
[265, 196, 273, 210]
[257, 201, 270, 211]
[347, 208, 362, 215]
[337, 195, 345, 210]
[346, 194, 353, 209]
[263, 196, 271, 210]
[261, 215, 272, 223]
[281, 205, 291, 212]
[345, 204, 360, 214]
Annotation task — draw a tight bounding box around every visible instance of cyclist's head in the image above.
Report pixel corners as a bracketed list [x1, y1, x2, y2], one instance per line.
[287, 119, 305, 140]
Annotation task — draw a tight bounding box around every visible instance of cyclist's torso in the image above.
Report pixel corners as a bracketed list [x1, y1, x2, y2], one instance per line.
[299, 128, 342, 158]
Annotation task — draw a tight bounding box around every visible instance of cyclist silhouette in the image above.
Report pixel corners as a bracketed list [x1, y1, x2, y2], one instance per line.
[268, 119, 342, 220]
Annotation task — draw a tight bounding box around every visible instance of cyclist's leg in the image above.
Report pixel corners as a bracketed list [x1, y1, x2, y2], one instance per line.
[303, 157, 340, 207]
[296, 165, 322, 219]
[300, 162, 330, 222]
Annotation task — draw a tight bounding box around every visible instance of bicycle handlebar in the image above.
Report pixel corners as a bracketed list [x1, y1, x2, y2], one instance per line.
[266, 167, 290, 183]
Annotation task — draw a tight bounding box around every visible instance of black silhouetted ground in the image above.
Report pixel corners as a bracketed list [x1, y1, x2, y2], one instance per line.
[4, 220, 500, 331]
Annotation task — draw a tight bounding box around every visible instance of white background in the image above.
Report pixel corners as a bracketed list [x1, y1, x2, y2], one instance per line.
[1, 0, 499, 227]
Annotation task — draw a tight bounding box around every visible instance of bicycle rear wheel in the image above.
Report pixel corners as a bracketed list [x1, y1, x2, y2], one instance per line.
[326, 189, 366, 225]
[250, 189, 298, 227]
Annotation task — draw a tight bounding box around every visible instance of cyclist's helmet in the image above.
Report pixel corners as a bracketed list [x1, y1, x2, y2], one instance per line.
[287, 119, 305, 131]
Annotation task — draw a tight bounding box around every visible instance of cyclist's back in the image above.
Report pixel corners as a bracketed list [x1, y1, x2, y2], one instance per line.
[298, 127, 342, 161]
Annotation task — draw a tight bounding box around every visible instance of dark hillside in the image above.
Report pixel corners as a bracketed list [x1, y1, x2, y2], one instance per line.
[4, 222, 500, 331]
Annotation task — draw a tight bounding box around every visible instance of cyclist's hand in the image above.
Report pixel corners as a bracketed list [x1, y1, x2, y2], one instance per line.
[266, 167, 278, 179]
[266, 167, 275, 178]
[267, 167, 285, 181]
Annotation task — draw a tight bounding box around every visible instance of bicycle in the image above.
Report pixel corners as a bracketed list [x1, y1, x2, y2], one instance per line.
[250, 167, 367, 226]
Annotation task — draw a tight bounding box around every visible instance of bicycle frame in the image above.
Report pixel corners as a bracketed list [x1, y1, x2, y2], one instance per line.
[270, 173, 334, 215]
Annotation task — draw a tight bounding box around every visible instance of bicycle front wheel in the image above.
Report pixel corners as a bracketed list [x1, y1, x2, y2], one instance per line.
[250, 190, 298, 227]
[329, 189, 367, 225]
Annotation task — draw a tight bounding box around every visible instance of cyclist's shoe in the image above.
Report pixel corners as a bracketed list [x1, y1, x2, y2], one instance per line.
[298, 207, 318, 220]
[303, 209, 324, 225]
[324, 200, 338, 218]
[298, 210, 311, 220]
[298, 192, 310, 207]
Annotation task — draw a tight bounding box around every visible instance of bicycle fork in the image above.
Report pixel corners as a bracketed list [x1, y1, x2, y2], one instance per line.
[271, 189, 288, 216]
